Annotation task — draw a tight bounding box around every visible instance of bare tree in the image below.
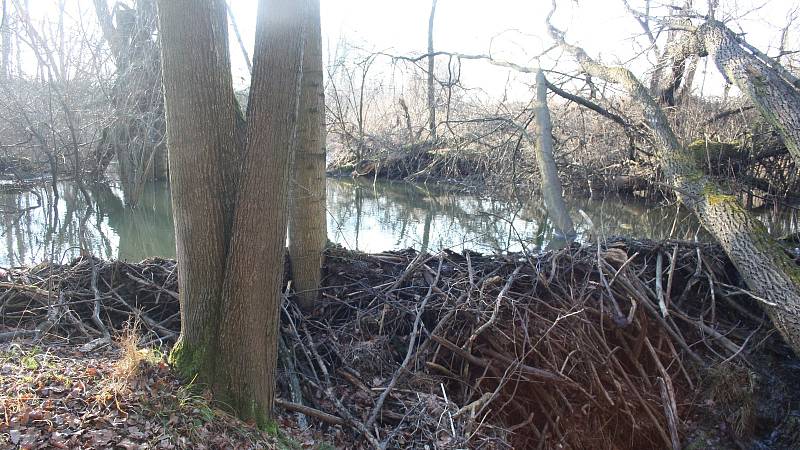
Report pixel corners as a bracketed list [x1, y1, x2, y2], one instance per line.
[92, 0, 167, 206]
[158, 0, 305, 423]
[1, 0, 112, 200]
[427, 0, 438, 142]
[547, 11, 800, 356]
[1, 0, 10, 79]
[532, 69, 575, 240]
[678, 20, 800, 164]
[326, 47, 377, 163]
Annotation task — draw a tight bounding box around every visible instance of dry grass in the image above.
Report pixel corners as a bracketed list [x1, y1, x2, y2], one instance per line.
[0, 342, 283, 449]
[96, 319, 162, 405]
[706, 362, 757, 438]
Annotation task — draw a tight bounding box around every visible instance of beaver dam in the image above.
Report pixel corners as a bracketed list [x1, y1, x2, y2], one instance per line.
[1, 238, 799, 449]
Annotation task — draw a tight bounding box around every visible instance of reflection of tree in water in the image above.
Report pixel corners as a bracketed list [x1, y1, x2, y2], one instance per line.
[327, 178, 798, 254]
[0, 182, 176, 266]
[91, 182, 176, 261]
[0, 179, 795, 265]
[327, 178, 556, 253]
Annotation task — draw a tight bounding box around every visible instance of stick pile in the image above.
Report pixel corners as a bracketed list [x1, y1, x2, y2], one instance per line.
[0, 239, 786, 448]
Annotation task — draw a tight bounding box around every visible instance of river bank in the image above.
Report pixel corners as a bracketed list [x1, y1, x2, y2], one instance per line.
[1, 177, 798, 266]
[326, 119, 800, 206]
[1, 240, 799, 448]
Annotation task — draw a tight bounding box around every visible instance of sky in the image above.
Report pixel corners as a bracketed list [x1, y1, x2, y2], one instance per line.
[18, 0, 800, 99]
[225, 0, 800, 99]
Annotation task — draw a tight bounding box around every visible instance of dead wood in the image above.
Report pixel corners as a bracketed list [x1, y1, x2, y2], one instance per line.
[0, 239, 795, 448]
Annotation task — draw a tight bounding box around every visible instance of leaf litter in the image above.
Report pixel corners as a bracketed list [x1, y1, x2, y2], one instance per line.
[0, 341, 294, 449]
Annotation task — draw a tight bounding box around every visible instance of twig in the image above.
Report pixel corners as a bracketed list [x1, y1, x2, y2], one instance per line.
[274, 398, 343, 426]
[365, 256, 443, 446]
[656, 252, 667, 316]
[467, 265, 521, 345]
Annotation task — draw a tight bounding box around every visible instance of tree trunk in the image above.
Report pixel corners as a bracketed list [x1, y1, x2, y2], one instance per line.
[158, 0, 305, 425]
[289, 0, 326, 311]
[216, 0, 305, 422]
[1, 0, 10, 79]
[533, 69, 575, 240]
[92, 0, 123, 63]
[692, 20, 800, 165]
[549, 23, 800, 356]
[157, 0, 237, 382]
[426, 0, 437, 142]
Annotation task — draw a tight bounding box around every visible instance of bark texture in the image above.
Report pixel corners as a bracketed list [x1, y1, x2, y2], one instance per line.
[692, 20, 800, 166]
[649, 1, 695, 106]
[158, 0, 236, 380]
[158, 0, 305, 425]
[216, 0, 305, 421]
[550, 24, 800, 355]
[289, 0, 326, 311]
[533, 70, 575, 240]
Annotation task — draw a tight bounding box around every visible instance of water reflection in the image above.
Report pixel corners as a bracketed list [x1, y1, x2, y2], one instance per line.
[0, 182, 175, 265]
[0, 178, 796, 266]
[327, 178, 716, 253]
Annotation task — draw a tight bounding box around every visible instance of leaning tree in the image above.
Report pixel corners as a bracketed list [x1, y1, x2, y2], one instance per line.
[546, 7, 800, 355]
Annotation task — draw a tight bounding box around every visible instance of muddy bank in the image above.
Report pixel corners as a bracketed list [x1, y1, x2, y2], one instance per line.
[1, 240, 799, 448]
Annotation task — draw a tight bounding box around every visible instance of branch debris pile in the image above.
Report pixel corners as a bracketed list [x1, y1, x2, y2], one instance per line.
[1, 239, 798, 448]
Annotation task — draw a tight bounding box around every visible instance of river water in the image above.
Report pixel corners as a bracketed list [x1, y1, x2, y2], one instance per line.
[0, 178, 796, 266]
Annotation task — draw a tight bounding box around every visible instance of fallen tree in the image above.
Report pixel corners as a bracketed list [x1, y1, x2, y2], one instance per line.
[546, 12, 800, 357]
[656, 19, 800, 165]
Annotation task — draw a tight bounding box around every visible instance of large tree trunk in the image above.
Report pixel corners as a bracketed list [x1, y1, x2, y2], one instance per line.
[533, 69, 575, 240]
[649, 0, 695, 106]
[158, 0, 305, 425]
[157, 0, 237, 382]
[216, 0, 304, 422]
[549, 23, 800, 356]
[289, 0, 326, 311]
[690, 20, 800, 165]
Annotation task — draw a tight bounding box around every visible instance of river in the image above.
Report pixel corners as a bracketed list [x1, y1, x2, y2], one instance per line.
[0, 178, 796, 266]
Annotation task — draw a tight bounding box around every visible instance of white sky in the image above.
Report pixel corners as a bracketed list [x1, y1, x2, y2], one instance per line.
[18, 0, 800, 99]
[225, 0, 799, 99]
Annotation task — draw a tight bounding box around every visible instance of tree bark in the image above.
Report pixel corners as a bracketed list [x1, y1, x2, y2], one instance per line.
[158, 0, 305, 425]
[549, 22, 800, 356]
[533, 69, 575, 240]
[157, 0, 237, 381]
[216, 0, 305, 422]
[691, 20, 800, 165]
[650, 1, 695, 106]
[289, 0, 326, 311]
[426, 0, 437, 142]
